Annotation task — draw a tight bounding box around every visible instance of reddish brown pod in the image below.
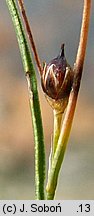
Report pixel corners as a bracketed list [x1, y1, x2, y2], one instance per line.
[41, 44, 74, 113]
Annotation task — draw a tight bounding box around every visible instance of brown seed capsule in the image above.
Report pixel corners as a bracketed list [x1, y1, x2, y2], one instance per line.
[41, 44, 73, 113]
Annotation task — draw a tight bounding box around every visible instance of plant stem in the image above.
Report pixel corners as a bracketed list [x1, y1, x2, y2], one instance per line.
[6, 0, 45, 200]
[52, 110, 63, 158]
[46, 0, 91, 200]
[18, 0, 43, 75]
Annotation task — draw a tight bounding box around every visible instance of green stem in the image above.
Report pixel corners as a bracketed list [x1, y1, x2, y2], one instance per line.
[46, 94, 77, 199]
[53, 110, 62, 157]
[6, 0, 45, 200]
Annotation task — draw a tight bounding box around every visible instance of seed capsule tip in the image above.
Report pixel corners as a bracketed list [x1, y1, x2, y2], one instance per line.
[60, 43, 65, 57]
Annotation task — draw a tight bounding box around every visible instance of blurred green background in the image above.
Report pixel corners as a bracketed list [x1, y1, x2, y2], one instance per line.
[0, 0, 94, 199]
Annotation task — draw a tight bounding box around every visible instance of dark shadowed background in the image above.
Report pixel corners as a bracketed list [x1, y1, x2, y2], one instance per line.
[0, 0, 94, 199]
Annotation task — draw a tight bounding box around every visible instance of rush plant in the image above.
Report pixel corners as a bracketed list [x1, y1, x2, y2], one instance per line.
[6, 0, 91, 200]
